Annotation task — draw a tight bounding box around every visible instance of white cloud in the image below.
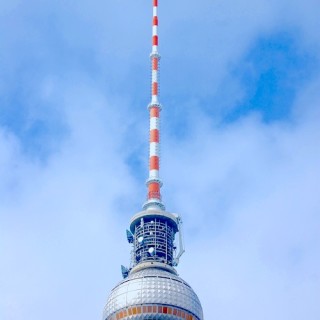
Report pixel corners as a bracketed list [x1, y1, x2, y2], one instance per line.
[164, 78, 320, 319]
[0, 77, 140, 320]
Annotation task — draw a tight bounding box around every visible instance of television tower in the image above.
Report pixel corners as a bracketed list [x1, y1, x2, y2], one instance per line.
[103, 1, 203, 319]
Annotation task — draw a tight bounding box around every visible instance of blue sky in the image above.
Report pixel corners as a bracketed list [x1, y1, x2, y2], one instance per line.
[1, 0, 320, 319]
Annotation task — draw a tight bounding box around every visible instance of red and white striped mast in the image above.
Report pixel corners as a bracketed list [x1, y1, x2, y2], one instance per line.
[144, 0, 165, 211]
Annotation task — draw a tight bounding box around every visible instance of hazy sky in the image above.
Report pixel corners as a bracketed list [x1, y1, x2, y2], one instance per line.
[1, 0, 319, 319]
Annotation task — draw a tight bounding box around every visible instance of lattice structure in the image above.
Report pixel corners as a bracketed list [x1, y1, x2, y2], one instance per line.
[134, 218, 175, 265]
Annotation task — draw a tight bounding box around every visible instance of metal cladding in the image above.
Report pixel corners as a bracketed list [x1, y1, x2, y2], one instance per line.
[103, 1, 204, 319]
[103, 268, 203, 320]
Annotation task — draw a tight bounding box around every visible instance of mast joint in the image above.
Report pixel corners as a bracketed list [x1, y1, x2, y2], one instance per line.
[148, 102, 162, 111]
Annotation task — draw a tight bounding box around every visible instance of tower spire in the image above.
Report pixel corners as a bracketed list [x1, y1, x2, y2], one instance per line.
[144, 0, 165, 211]
[102, 2, 204, 319]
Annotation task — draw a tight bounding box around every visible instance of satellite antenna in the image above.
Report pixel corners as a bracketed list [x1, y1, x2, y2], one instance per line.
[121, 265, 129, 279]
[126, 230, 134, 243]
[148, 247, 155, 256]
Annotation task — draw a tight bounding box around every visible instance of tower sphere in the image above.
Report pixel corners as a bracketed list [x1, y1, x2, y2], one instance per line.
[103, 267, 203, 320]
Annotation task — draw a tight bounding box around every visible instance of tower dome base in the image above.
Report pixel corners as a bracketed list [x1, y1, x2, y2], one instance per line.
[103, 267, 203, 320]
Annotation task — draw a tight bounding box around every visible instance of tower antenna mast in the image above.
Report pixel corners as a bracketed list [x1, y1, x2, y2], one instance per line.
[144, 0, 164, 211]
